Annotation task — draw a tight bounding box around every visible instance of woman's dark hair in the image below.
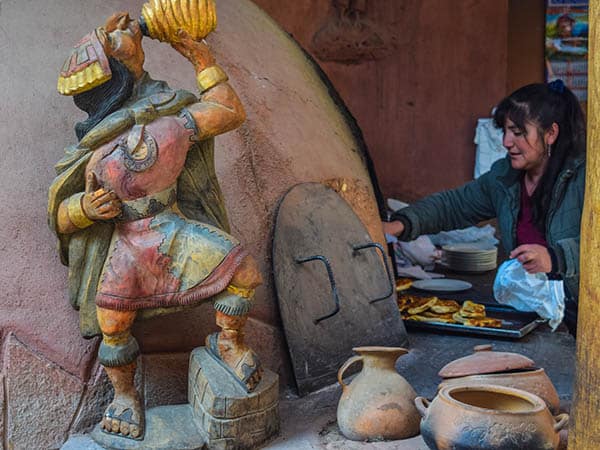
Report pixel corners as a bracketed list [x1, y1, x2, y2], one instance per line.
[493, 81, 586, 232]
[73, 57, 135, 140]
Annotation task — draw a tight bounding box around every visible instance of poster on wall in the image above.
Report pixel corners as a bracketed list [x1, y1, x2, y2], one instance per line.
[545, 0, 588, 104]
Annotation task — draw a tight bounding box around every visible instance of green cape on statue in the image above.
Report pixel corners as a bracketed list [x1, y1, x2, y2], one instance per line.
[48, 74, 230, 337]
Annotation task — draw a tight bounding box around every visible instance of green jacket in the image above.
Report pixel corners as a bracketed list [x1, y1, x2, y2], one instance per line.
[392, 156, 585, 305]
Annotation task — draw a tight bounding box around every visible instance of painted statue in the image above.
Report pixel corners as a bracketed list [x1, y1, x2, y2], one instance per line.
[48, 2, 262, 440]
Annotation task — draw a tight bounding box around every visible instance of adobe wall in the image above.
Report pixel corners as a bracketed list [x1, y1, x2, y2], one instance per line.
[254, 0, 511, 201]
[0, 0, 382, 447]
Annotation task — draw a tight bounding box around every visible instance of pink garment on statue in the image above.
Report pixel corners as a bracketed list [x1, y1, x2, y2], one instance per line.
[516, 179, 548, 247]
[86, 111, 244, 311]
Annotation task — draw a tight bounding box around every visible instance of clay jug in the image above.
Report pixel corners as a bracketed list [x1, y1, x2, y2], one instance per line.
[337, 346, 420, 441]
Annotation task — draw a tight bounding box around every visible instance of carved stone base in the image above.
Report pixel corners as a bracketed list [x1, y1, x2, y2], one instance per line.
[189, 347, 280, 450]
[62, 347, 279, 450]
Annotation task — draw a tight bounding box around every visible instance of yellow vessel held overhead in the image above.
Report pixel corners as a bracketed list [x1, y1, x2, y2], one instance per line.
[141, 0, 217, 43]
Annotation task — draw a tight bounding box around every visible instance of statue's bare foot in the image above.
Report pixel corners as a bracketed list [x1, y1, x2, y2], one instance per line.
[206, 332, 263, 392]
[101, 391, 144, 440]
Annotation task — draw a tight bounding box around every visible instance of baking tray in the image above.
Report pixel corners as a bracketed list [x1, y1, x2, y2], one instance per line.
[402, 302, 545, 339]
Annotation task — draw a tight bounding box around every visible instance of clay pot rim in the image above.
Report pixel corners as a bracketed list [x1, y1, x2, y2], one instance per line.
[438, 384, 546, 415]
[352, 346, 409, 353]
[440, 367, 546, 381]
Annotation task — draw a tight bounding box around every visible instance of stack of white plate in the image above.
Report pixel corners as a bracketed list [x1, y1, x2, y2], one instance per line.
[442, 244, 498, 273]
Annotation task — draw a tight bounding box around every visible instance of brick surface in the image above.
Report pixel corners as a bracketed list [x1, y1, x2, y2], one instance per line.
[189, 348, 279, 448]
[70, 364, 113, 434]
[4, 334, 83, 450]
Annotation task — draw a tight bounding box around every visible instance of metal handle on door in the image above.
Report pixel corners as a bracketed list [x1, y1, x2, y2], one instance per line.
[295, 255, 341, 324]
[352, 242, 394, 304]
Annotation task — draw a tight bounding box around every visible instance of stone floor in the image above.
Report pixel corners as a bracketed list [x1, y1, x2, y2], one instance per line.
[64, 326, 576, 449]
[266, 383, 429, 449]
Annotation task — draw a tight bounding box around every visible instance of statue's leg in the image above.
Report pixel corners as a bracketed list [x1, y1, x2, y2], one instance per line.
[207, 255, 264, 392]
[96, 306, 144, 439]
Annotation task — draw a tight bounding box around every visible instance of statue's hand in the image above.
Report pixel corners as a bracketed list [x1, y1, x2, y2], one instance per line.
[82, 172, 122, 221]
[171, 30, 215, 72]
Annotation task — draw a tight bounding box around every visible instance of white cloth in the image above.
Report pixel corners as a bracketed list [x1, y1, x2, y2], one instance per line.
[428, 224, 499, 248]
[474, 118, 506, 179]
[386, 234, 444, 280]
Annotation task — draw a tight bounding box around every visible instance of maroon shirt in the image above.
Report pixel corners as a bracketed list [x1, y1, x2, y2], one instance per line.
[516, 179, 547, 247]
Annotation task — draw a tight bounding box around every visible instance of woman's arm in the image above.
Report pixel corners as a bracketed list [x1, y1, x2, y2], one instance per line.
[389, 167, 498, 241]
[550, 237, 580, 278]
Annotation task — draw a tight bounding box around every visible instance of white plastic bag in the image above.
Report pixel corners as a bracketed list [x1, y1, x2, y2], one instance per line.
[493, 259, 565, 330]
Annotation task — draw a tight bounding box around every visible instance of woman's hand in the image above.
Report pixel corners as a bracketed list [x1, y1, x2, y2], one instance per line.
[82, 172, 121, 221]
[170, 30, 215, 72]
[510, 244, 552, 274]
[382, 220, 405, 237]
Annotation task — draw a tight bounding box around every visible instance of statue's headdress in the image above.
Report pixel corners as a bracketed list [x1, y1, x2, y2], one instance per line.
[57, 29, 112, 96]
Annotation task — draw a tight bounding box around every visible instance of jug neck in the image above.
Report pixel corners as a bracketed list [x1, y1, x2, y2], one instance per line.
[354, 347, 408, 371]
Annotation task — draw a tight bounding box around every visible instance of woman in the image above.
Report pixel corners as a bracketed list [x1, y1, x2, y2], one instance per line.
[383, 80, 585, 335]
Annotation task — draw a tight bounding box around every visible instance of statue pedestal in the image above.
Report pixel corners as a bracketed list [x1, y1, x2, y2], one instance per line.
[89, 404, 206, 450]
[80, 347, 279, 450]
[189, 347, 280, 450]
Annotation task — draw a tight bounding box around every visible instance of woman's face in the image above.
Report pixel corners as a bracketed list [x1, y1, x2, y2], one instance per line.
[503, 118, 550, 172]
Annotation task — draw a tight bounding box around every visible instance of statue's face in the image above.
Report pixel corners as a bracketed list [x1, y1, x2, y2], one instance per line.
[101, 13, 145, 78]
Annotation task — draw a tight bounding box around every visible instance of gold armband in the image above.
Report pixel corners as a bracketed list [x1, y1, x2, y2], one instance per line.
[227, 284, 254, 299]
[67, 192, 94, 229]
[196, 65, 229, 93]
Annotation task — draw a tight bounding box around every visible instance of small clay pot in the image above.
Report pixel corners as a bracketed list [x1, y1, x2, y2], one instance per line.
[416, 384, 568, 450]
[336, 346, 420, 441]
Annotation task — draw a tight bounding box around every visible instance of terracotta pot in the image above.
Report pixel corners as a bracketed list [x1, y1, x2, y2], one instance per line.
[416, 384, 569, 450]
[336, 346, 420, 441]
[438, 345, 560, 414]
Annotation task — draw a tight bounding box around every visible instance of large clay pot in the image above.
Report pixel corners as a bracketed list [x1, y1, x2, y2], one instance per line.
[438, 345, 560, 414]
[336, 346, 420, 441]
[439, 369, 560, 414]
[416, 384, 569, 450]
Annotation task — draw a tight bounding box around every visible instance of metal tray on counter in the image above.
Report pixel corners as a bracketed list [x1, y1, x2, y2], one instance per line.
[403, 303, 545, 339]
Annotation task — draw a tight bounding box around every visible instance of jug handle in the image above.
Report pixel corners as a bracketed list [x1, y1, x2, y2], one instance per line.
[414, 397, 430, 418]
[337, 356, 363, 389]
[553, 413, 569, 432]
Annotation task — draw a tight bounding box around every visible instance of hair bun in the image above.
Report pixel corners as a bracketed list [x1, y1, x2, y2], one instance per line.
[548, 79, 566, 94]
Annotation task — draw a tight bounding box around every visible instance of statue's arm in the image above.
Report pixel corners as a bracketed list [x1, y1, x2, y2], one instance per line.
[56, 172, 121, 234]
[171, 31, 246, 139]
[57, 199, 81, 234]
[186, 82, 246, 140]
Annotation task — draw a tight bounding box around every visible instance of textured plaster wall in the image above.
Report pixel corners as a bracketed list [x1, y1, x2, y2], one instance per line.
[0, 0, 381, 448]
[253, 0, 511, 201]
